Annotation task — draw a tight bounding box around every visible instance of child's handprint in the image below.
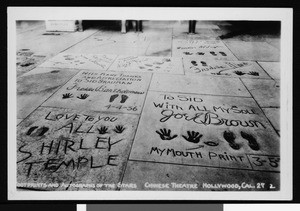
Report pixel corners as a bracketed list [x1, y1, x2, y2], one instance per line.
[77, 93, 89, 100]
[62, 93, 73, 99]
[97, 126, 108, 134]
[114, 125, 125, 133]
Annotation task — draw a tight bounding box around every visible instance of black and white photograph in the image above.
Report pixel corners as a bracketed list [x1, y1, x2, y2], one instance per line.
[7, 7, 293, 200]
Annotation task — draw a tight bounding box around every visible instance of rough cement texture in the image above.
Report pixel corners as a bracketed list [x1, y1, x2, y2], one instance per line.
[17, 107, 139, 190]
[109, 55, 184, 74]
[183, 58, 271, 79]
[42, 70, 152, 114]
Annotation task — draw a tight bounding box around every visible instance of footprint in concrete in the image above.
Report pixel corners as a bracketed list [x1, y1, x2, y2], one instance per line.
[248, 71, 259, 76]
[37, 126, 49, 136]
[240, 131, 260, 151]
[120, 95, 128, 103]
[191, 61, 198, 66]
[219, 51, 227, 56]
[200, 61, 207, 66]
[210, 51, 217, 56]
[109, 94, 119, 102]
[20, 62, 34, 67]
[26, 126, 38, 135]
[233, 70, 246, 76]
[223, 131, 240, 150]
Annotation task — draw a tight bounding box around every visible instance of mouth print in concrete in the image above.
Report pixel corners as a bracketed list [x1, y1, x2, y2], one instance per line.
[39, 53, 117, 71]
[129, 91, 280, 174]
[108, 55, 184, 74]
[183, 59, 271, 79]
[17, 107, 139, 191]
[42, 70, 151, 114]
[172, 39, 237, 60]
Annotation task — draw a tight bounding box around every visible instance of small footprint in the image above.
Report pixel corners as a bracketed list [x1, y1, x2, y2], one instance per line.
[219, 51, 227, 56]
[223, 131, 240, 150]
[109, 94, 119, 102]
[210, 51, 217, 56]
[241, 131, 260, 151]
[38, 127, 49, 136]
[26, 126, 38, 135]
[191, 61, 198, 66]
[200, 61, 207, 66]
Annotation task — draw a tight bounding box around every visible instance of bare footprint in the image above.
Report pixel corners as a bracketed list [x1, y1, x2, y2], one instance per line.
[109, 94, 119, 102]
[241, 131, 260, 151]
[223, 131, 240, 150]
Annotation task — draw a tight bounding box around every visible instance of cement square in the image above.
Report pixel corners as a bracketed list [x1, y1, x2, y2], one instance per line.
[242, 79, 280, 107]
[42, 70, 152, 114]
[183, 58, 271, 79]
[145, 42, 172, 57]
[129, 91, 280, 172]
[17, 29, 98, 56]
[39, 53, 117, 71]
[172, 39, 237, 60]
[17, 67, 80, 119]
[121, 161, 280, 191]
[108, 55, 184, 74]
[17, 107, 139, 190]
[149, 74, 251, 97]
[258, 62, 280, 80]
[224, 41, 280, 62]
[262, 107, 280, 133]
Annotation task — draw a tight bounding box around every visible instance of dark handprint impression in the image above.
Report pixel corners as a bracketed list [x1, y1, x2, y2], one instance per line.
[62, 93, 73, 99]
[114, 125, 125, 133]
[182, 131, 203, 143]
[156, 128, 178, 140]
[77, 93, 89, 100]
[97, 126, 108, 134]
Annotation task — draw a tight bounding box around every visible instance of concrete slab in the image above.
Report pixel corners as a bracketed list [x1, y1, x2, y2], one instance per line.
[242, 79, 280, 107]
[224, 41, 280, 62]
[65, 32, 150, 55]
[39, 53, 117, 71]
[17, 49, 47, 77]
[149, 74, 251, 97]
[109, 55, 184, 74]
[17, 67, 80, 119]
[172, 39, 237, 60]
[121, 161, 280, 191]
[17, 119, 23, 125]
[129, 91, 280, 172]
[258, 62, 280, 80]
[42, 70, 152, 114]
[183, 59, 271, 79]
[262, 108, 280, 133]
[17, 107, 139, 190]
[145, 42, 172, 57]
[17, 29, 98, 57]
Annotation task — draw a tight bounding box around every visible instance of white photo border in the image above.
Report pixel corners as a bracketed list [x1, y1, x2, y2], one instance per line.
[7, 7, 293, 200]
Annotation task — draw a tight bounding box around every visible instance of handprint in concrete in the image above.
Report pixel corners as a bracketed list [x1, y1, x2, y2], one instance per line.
[156, 128, 178, 140]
